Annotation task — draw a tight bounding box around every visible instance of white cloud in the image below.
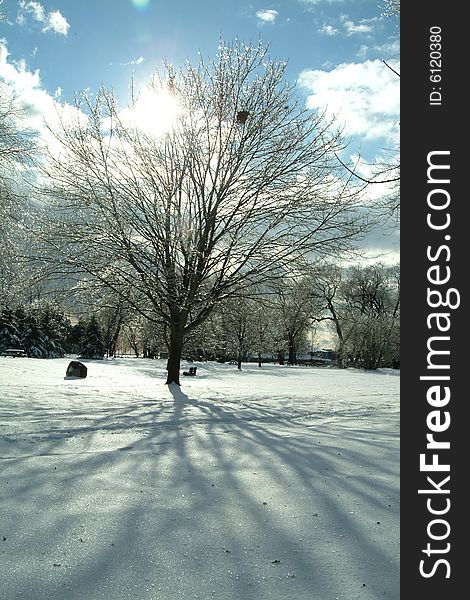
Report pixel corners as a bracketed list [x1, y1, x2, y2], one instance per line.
[119, 56, 145, 66]
[18, 1, 44, 24]
[374, 39, 400, 56]
[17, 1, 70, 36]
[0, 39, 179, 159]
[43, 10, 69, 36]
[298, 59, 400, 144]
[0, 42, 41, 92]
[319, 24, 338, 36]
[339, 15, 376, 36]
[0, 39, 83, 157]
[256, 9, 278, 24]
[20, 0, 45, 22]
[356, 44, 369, 58]
[343, 20, 373, 35]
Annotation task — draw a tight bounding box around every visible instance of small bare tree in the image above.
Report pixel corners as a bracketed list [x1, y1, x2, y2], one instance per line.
[35, 40, 369, 384]
[311, 264, 349, 364]
[269, 277, 320, 365]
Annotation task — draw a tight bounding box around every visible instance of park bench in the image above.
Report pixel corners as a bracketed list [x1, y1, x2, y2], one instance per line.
[1, 348, 26, 357]
[183, 366, 197, 376]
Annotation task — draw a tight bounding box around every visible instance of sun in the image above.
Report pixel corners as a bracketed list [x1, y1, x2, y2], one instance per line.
[130, 0, 151, 9]
[121, 85, 182, 137]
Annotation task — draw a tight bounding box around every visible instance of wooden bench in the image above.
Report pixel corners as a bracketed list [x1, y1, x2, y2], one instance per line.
[1, 348, 26, 357]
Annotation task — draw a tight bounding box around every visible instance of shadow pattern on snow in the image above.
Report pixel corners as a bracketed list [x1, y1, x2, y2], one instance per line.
[0, 359, 399, 600]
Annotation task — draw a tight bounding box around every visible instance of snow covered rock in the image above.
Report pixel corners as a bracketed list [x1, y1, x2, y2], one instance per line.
[65, 360, 87, 378]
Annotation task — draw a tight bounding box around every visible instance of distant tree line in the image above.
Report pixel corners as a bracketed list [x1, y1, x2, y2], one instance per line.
[0, 261, 399, 369]
[0, 37, 399, 379]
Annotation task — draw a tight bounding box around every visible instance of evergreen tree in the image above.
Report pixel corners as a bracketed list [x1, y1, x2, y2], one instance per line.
[14, 306, 27, 337]
[26, 299, 70, 356]
[21, 315, 47, 357]
[80, 316, 106, 359]
[42, 334, 65, 358]
[0, 307, 21, 352]
[67, 320, 86, 354]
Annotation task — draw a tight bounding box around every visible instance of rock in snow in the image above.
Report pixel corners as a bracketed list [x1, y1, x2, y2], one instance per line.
[65, 360, 87, 379]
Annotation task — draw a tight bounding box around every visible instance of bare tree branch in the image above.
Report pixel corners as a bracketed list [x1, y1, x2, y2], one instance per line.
[33, 40, 370, 384]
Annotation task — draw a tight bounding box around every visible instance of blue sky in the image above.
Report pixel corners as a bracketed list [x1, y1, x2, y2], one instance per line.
[0, 0, 399, 258]
[1, 1, 398, 96]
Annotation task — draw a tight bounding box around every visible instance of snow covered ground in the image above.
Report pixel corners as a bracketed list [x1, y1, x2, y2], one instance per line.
[0, 357, 399, 600]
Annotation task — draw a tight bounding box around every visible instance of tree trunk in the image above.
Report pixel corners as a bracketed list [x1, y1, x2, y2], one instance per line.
[109, 325, 121, 358]
[258, 352, 262, 368]
[288, 334, 297, 365]
[237, 352, 242, 371]
[166, 323, 185, 385]
[327, 303, 346, 367]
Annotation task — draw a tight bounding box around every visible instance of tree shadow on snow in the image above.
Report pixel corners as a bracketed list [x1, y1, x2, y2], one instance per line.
[0, 368, 400, 600]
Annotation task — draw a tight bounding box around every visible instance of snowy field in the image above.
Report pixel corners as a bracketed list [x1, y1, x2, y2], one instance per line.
[0, 357, 399, 600]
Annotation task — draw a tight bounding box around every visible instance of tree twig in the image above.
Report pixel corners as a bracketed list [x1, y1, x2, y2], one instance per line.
[335, 153, 400, 184]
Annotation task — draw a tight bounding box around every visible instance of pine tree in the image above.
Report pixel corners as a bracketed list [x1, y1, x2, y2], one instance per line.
[80, 316, 106, 359]
[67, 320, 86, 354]
[14, 306, 27, 337]
[43, 335, 65, 358]
[21, 315, 47, 358]
[26, 299, 69, 357]
[0, 307, 21, 352]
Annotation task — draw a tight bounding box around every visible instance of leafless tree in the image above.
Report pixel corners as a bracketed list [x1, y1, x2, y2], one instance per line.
[313, 263, 400, 369]
[218, 298, 253, 370]
[0, 84, 36, 307]
[311, 265, 348, 363]
[268, 277, 320, 365]
[34, 40, 369, 384]
[341, 264, 400, 368]
[97, 295, 128, 357]
[215, 293, 277, 369]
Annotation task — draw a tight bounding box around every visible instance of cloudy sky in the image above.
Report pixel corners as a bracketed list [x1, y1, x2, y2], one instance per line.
[0, 0, 399, 259]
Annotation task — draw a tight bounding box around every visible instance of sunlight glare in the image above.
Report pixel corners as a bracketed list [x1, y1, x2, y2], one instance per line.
[122, 85, 182, 137]
[130, 0, 151, 9]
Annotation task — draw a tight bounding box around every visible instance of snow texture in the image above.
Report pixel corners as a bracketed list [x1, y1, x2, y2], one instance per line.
[0, 357, 399, 600]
